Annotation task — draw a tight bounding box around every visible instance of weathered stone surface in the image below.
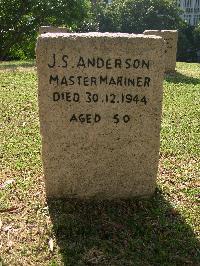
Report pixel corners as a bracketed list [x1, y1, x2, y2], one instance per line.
[143, 30, 178, 72]
[39, 26, 68, 34]
[36, 32, 165, 199]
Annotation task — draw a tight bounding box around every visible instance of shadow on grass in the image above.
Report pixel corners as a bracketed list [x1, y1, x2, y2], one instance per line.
[48, 190, 200, 265]
[0, 61, 35, 70]
[165, 71, 200, 85]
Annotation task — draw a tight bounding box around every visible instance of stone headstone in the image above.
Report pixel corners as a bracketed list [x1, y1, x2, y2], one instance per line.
[39, 26, 68, 34]
[143, 30, 178, 72]
[36, 32, 165, 199]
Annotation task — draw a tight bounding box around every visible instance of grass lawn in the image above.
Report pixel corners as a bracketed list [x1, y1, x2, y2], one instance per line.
[0, 61, 200, 265]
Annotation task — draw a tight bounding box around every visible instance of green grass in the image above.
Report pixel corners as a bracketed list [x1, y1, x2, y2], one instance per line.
[0, 61, 200, 265]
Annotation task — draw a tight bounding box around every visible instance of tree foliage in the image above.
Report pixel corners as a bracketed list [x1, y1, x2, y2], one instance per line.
[81, 0, 184, 33]
[1, 0, 199, 61]
[79, 0, 199, 62]
[0, 0, 91, 59]
[120, 0, 184, 33]
[193, 23, 200, 48]
[177, 23, 200, 62]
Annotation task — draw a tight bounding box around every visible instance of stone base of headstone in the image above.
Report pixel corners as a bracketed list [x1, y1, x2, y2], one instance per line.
[36, 32, 165, 199]
[143, 30, 178, 72]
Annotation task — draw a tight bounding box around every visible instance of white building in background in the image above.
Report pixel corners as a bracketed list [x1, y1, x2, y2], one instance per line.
[177, 0, 200, 25]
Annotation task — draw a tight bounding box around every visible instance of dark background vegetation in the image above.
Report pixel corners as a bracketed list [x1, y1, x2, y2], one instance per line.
[0, 0, 200, 62]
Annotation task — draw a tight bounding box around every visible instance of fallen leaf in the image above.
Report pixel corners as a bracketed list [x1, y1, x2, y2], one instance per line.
[8, 240, 14, 248]
[49, 238, 54, 252]
[0, 206, 19, 213]
[3, 225, 12, 232]
[0, 219, 2, 230]
[0, 179, 15, 189]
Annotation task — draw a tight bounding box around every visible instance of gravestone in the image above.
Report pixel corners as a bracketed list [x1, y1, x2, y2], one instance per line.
[36, 32, 165, 199]
[143, 30, 178, 72]
[39, 26, 68, 34]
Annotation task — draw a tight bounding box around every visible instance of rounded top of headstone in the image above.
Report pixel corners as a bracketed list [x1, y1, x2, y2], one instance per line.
[143, 30, 160, 33]
[144, 30, 178, 34]
[39, 26, 69, 34]
[39, 32, 163, 40]
[161, 30, 178, 33]
[40, 26, 52, 29]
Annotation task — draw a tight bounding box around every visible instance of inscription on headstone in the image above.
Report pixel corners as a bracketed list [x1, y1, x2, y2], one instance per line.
[36, 33, 165, 198]
[143, 30, 178, 72]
